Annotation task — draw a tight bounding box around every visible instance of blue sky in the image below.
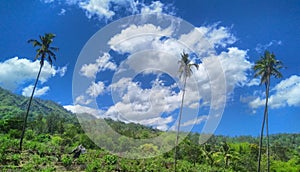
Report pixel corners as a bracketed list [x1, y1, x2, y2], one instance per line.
[0, 0, 299, 136]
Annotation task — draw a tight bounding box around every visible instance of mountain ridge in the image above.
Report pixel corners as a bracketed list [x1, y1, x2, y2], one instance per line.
[0, 86, 74, 120]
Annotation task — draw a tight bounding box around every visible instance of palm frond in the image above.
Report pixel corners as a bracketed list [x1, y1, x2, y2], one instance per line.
[28, 33, 58, 67]
[178, 52, 199, 79]
[49, 46, 59, 52]
[253, 50, 283, 85]
[28, 39, 42, 47]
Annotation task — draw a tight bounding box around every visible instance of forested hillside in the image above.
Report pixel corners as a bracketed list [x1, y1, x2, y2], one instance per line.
[0, 87, 299, 171]
[0, 87, 74, 120]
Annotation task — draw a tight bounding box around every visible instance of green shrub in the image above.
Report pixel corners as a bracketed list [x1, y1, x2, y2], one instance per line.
[61, 154, 73, 167]
[104, 154, 117, 165]
[86, 160, 102, 172]
[25, 130, 35, 140]
[8, 129, 21, 138]
[51, 135, 63, 146]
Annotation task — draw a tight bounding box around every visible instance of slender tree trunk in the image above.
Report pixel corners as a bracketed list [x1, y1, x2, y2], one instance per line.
[19, 64, 43, 151]
[174, 75, 187, 172]
[257, 79, 270, 172]
[266, 80, 270, 172]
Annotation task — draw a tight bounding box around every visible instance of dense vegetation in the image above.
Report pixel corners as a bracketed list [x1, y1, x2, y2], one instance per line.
[0, 87, 299, 171]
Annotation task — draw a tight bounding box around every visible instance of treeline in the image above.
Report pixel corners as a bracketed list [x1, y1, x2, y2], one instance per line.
[0, 112, 299, 171]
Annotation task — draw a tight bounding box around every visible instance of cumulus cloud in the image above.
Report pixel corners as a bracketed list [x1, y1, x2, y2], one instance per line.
[106, 77, 183, 121]
[75, 95, 92, 105]
[80, 53, 116, 78]
[108, 24, 174, 54]
[109, 23, 251, 98]
[102, 22, 251, 129]
[249, 75, 300, 109]
[22, 85, 50, 97]
[86, 81, 105, 97]
[179, 25, 236, 56]
[140, 1, 164, 15]
[218, 47, 252, 91]
[64, 104, 104, 116]
[137, 116, 173, 131]
[0, 57, 67, 91]
[79, 0, 117, 19]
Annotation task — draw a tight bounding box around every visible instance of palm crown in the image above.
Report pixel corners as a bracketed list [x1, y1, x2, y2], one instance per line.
[28, 33, 59, 67]
[178, 52, 199, 79]
[253, 50, 283, 85]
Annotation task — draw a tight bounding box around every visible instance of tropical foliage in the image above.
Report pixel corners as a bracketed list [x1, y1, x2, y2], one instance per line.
[0, 87, 299, 171]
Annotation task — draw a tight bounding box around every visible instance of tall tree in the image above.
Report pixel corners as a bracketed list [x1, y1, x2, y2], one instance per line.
[19, 33, 58, 151]
[174, 52, 198, 171]
[254, 50, 283, 172]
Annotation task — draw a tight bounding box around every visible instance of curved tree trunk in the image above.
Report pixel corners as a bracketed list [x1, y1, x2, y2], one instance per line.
[19, 64, 43, 151]
[174, 75, 187, 172]
[257, 78, 270, 172]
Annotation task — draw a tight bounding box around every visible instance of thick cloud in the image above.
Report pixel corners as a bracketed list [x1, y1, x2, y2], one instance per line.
[0, 57, 67, 92]
[249, 75, 300, 109]
[80, 53, 116, 78]
[22, 85, 50, 97]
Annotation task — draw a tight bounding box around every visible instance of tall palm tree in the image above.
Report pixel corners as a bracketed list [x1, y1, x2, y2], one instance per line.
[174, 52, 198, 171]
[254, 50, 283, 172]
[19, 33, 58, 151]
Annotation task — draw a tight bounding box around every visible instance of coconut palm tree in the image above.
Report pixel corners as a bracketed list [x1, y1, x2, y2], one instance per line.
[254, 50, 283, 172]
[174, 52, 198, 171]
[19, 33, 59, 151]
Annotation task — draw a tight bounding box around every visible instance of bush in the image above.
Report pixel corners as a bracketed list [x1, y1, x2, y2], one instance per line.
[104, 154, 117, 165]
[25, 130, 35, 140]
[61, 154, 72, 167]
[8, 129, 21, 139]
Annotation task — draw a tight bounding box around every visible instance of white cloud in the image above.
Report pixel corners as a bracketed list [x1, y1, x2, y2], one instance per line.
[255, 40, 282, 53]
[0, 57, 67, 91]
[179, 25, 236, 56]
[104, 23, 252, 129]
[108, 24, 174, 54]
[106, 77, 184, 121]
[43, 0, 173, 20]
[64, 104, 104, 117]
[22, 85, 50, 97]
[75, 95, 92, 105]
[80, 53, 116, 78]
[218, 47, 252, 91]
[137, 116, 173, 131]
[249, 75, 300, 109]
[79, 0, 116, 19]
[140, 1, 163, 15]
[86, 81, 105, 97]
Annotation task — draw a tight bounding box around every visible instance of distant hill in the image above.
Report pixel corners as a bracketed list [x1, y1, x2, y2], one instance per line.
[0, 87, 160, 136]
[0, 87, 74, 120]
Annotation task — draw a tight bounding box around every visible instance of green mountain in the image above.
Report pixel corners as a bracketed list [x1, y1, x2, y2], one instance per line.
[0, 87, 74, 120]
[0, 87, 299, 171]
